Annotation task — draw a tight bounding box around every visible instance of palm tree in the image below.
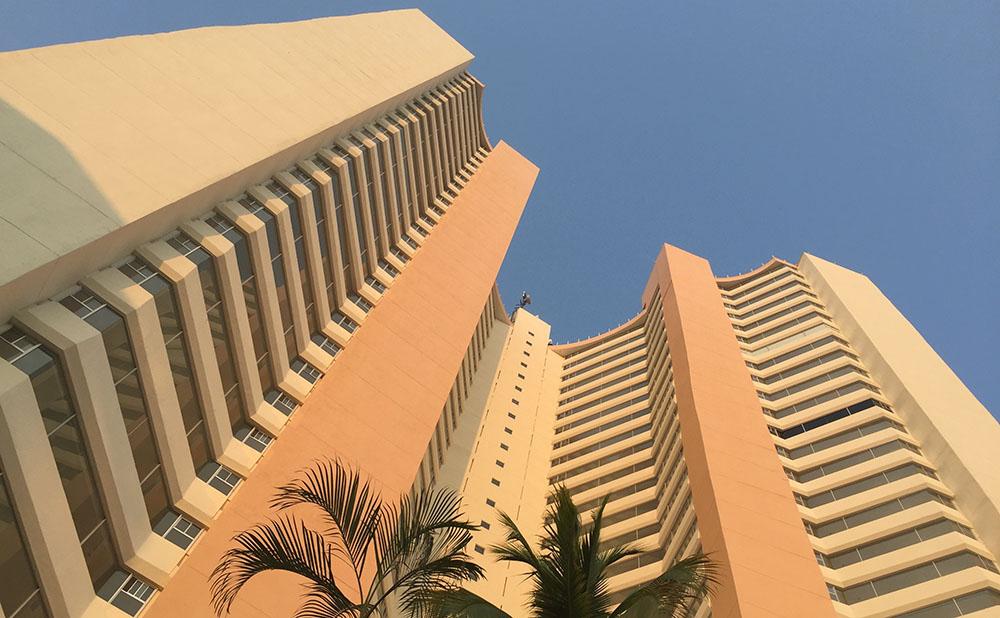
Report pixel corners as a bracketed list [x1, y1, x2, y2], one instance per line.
[486, 485, 717, 618]
[210, 459, 486, 618]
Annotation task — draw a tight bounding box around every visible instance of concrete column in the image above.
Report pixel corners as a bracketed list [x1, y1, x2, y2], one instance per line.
[272, 174, 335, 370]
[437, 88, 460, 176]
[84, 268, 224, 525]
[414, 104, 444, 200]
[369, 127, 403, 247]
[381, 122, 414, 232]
[354, 133, 390, 258]
[427, 96, 454, 185]
[0, 362, 94, 618]
[137, 241, 259, 475]
[288, 164, 334, 323]
[339, 139, 380, 276]
[449, 81, 472, 168]
[14, 302, 183, 587]
[424, 98, 449, 193]
[251, 185, 310, 356]
[401, 107, 431, 221]
[181, 221, 290, 435]
[644, 243, 836, 618]
[321, 149, 365, 302]
[312, 152, 351, 310]
[217, 201, 307, 402]
[401, 109, 430, 222]
[455, 76, 476, 163]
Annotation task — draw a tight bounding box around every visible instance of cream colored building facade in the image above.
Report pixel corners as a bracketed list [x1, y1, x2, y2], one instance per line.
[429, 247, 1000, 618]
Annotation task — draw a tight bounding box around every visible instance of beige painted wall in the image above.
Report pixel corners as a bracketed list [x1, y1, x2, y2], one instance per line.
[800, 253, 1000, 562]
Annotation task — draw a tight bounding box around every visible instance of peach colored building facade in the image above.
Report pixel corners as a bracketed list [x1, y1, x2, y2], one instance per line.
[432, 245, 1000, 618]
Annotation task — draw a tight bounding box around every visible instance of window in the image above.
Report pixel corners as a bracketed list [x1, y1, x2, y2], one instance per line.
[481, 520, 491, 530]
[504, 427, 513, 435]
[496, 460, 505, 468]
[97, 571, 155, 616]
[486, 498, 496, 507]
[265, 391, 297, 417]
[514, 385, 523, 392]
[349, 292, 374, 313]
[511, 399, 519, 405]
[528, 331, 535, 337]
[235, 426, 273, 453]
[332, 311, 359, 333]
[365, 275, 387, 293]
[291, 358, 323, 384]
[507, 412, 516, 420]
[197, 462, 240, 495]
[378, 259, 399, 277]
[500, 443, 509, 451]
[152, 511, 202, 550]
[522, 351, 530, 357]
[311, 333, 341, 357]
[491, 478, 501, 487]
[517, 373, 525, 379]
[474, 545, 485, 555]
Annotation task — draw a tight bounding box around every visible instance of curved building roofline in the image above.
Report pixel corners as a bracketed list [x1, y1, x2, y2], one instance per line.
[715, 255, 795, 288]
[549, 309, 644, 356]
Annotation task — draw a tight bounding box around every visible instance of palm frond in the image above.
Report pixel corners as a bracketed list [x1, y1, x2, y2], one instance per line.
[490, 510, 542, 572]
[370, 486, 485, 613]
[210, 515, 353, 616]
[610, 553, 719, 618]
[272, 459, 383, 579]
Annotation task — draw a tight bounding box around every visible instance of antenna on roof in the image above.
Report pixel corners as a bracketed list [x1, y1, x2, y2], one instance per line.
[511, 291, 532, 320]
[518, 291, 532, 309]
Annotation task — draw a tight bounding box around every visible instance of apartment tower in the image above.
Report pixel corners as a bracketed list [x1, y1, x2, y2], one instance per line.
[0, 11, 538, 618]
[433, 245, 1000, 618]
[1, 9, 997, 618]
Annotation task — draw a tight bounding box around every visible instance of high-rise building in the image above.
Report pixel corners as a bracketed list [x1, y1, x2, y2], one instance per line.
[435, 245, 1000, 617]
[0, 10, 537, 618]
[1, 9, 997, 618]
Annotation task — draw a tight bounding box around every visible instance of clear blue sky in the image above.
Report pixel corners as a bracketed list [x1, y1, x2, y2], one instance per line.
[3, 1, 997, 418]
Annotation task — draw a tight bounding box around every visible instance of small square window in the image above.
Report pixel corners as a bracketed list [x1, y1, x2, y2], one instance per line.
[504, 427, 513, 435]
[474, 544, 485, 555]
[528, 331, 535, 337]
[491, 478, 501, 487]
[511, 399, 519, 405]
[496, 460, 505, 468]
[522, 351, 530, 357]
[517, 373, 525, 379]
[481, 520, 491, 530]
[500, 443, 509, 451]
[514, 385, 523, 392]
[526, 340, 533, 346]
[520, 362, 528, 368]
[486, 498, 496, 507]
[507, 412, 516, 420]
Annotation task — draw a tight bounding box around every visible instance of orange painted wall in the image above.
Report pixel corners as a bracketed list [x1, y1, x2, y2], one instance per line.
[646, 244, 835, 618]
[144, 142, 538, 618]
